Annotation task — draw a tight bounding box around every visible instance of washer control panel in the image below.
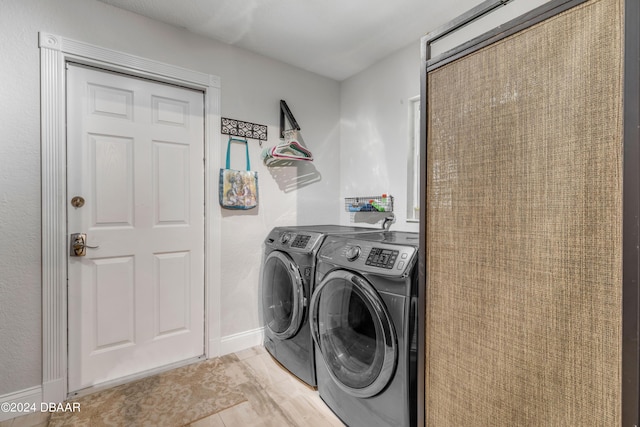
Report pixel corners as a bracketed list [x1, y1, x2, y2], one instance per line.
[366, 248, 399, 269]
[321, 238, 417, 277]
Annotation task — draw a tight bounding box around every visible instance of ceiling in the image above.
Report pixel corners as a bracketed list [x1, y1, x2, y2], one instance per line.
[97, 0, 484, 81]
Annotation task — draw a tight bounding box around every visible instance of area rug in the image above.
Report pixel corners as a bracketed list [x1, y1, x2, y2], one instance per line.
[48, 356, 247, 426]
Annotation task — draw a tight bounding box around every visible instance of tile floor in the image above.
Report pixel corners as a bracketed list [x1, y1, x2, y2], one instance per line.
[0, 346, 344, 427]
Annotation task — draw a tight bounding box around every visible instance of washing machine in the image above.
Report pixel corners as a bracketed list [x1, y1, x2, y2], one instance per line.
[261, 225, 376, 387]
[310, 231, 419, 427]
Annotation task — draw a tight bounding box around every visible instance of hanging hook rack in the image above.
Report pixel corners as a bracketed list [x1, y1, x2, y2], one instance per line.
[221, 117, 267, 146]
[280, 100, 300, 139]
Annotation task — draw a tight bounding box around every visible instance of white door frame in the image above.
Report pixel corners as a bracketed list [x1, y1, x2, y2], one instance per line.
[39, 32, 222, 403]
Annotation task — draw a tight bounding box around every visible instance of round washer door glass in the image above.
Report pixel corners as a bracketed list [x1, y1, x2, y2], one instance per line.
[262, 251, 305, 339]
[310, 270, 397, 398]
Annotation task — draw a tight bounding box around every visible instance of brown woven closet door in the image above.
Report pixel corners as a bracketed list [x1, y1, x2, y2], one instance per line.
[425, 0, 624, 425]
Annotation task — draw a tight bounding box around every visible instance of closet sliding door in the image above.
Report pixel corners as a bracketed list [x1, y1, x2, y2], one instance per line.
[421, 0, 637, 425]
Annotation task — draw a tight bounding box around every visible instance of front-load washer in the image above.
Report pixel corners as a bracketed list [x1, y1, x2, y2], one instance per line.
[310, 231, 419, 426]
[261, 225, 376, 387]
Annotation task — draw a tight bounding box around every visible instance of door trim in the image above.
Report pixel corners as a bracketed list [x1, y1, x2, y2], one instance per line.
[39, 32, 222, 403]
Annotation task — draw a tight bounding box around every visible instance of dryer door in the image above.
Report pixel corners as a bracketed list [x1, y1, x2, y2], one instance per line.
[262, 251, 306, 339]
[310, 270, 397, 398]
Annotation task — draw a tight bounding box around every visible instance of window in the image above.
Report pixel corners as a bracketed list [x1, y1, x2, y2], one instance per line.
[407, 96, 420, 222]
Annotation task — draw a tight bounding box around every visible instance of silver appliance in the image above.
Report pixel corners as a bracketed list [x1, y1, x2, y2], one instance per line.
[310, 231, 419, 426]
[261, 225, 376, 387]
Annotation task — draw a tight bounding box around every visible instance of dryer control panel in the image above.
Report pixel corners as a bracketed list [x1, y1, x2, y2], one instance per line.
[290, 234, 312, 248]
[265, 228, 324, 254]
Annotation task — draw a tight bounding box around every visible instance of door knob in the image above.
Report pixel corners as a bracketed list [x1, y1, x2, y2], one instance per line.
[70, 233, 99, 257]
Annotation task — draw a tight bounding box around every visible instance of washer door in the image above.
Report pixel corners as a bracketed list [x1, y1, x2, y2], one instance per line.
[310, 270, 397, 398]
[262, 251, 305, 339]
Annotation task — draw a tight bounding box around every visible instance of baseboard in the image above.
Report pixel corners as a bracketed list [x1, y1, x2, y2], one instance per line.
[42, 377, 65, 404]
[0, 386, 42, 422]
[220, 327, 264, 356]
[208, 336, 222, 358]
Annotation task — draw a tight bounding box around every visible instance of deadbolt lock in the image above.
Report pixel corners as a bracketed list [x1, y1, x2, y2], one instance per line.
[71, 196, 85, 208]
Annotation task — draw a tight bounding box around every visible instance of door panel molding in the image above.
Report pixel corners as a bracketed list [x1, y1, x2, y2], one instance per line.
[39, 32, 221, 403]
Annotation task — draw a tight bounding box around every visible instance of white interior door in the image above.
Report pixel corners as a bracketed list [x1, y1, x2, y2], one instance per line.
[66, 64, 205, 392]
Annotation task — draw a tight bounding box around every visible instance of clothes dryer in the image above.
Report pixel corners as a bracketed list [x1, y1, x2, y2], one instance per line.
[261, 225, 375, 387]
[310, 231, 419, 427]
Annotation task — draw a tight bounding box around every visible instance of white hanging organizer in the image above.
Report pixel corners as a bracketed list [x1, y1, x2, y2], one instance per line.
[262, 100, 314, 166]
